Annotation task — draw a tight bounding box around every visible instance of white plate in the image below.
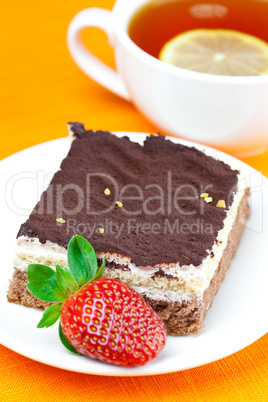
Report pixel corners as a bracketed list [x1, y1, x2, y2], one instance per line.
[0, 133, 268, 376]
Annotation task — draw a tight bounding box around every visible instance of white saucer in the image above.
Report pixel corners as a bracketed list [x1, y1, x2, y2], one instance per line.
[0, 133, 267, 376]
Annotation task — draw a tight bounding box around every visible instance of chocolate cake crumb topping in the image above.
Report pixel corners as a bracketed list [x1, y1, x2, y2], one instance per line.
[18, 123, 239, 267]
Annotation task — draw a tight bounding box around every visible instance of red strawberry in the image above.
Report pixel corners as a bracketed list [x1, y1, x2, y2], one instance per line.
[61, 278, 166, 367]
[27, 236, 167, 367]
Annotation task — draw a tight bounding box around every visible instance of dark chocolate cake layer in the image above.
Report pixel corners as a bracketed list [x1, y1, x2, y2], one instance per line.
[18, 123, 239, 267]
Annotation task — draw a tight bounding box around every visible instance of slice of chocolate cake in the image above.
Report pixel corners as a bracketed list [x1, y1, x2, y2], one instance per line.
[7, 123, 250, 335]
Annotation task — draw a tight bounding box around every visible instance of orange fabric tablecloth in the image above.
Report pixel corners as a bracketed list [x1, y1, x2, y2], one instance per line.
[1, 0, 268, 400]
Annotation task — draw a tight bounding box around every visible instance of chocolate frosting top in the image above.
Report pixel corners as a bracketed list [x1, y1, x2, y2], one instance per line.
[18, 123, 239, 267]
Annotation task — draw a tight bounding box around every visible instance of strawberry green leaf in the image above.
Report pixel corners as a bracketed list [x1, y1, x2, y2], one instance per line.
[67, 236, 98, 286]
[27, 264, 67, 302]
[59, 320, 79, 355]
[37, 303, 62, 328]
[91, 258, 105, 281]
[56, 265, 79, 297]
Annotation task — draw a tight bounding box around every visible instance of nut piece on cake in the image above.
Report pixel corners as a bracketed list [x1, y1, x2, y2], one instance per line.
[7, 123, 250, 335]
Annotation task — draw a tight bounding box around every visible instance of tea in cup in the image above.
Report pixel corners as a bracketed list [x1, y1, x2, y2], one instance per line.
[67, 0, 268, 153]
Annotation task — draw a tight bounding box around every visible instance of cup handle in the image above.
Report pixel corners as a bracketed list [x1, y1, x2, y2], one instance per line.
[67, 8, 131, 100]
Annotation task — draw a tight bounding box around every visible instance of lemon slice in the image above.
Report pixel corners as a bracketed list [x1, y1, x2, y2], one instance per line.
[159, 29, 268, 76]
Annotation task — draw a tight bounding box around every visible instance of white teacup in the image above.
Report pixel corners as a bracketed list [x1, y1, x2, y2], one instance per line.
[67, 0, 268, 154]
